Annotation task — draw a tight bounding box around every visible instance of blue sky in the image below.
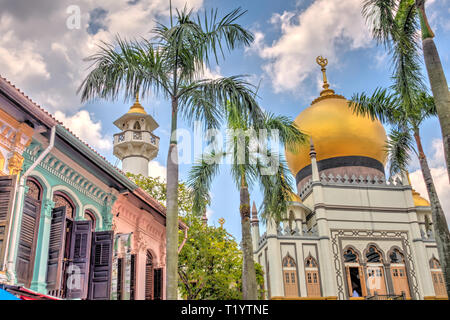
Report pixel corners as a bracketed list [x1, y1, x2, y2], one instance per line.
[1, 0, 449, 241]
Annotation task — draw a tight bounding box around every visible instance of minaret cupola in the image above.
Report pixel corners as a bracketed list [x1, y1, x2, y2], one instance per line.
[113, 94, 160, 177]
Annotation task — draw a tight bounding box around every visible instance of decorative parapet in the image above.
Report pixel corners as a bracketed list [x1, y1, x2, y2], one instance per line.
[299, 178, 313, 199]
[256, 225, 320, 251]
[300, 174, 409, 200]
[319, 172, 407, 187]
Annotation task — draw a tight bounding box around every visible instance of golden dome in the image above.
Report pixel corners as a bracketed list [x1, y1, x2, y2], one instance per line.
[405, 172, 431, 207]
[285, 57, 387, 178]
[127, 94, 147, 115]
[412, 189, 430, 207]
[289, 191, 302, 203]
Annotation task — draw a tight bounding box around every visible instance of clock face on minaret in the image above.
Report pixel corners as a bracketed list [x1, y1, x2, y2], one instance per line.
[113, 94, 160, 177]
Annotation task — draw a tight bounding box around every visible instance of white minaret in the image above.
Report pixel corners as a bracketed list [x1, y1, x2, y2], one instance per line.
[113, 94, 159, 177]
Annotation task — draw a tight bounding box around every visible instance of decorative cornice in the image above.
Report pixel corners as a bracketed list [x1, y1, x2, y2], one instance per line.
[24, 144, 108, 205]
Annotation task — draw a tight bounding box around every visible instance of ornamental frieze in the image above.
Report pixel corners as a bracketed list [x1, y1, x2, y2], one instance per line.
[24, 143, 108, 205]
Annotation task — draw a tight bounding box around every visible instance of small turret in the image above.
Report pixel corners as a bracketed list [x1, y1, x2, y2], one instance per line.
[113, 94, 160, 177]
[251, 201, 260, 251]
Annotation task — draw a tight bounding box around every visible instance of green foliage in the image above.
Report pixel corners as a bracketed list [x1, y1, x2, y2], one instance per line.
[127, 173, 207, 216]
[178, 214, 264, 300]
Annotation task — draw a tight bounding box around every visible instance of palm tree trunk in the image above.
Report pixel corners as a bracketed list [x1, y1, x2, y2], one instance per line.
[414, 128, 450, 297]
[166, 96, 179, 300]
[240, 177, 258, 300]
[416, 0, 450, 182]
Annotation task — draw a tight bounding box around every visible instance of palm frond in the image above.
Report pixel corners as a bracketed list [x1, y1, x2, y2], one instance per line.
[362, 0, 399, 47]
[178, 76, 264, 130]
[257, 154, 295, 224]
[391, 1, 425, 110]
[386, 128, 415, 176]
[261, 113, 308, 153]
[78, 36, 170, 102]
[187, 151, 225, 215]
[197, 7, 254, 65]
[349, 87, 400, 123]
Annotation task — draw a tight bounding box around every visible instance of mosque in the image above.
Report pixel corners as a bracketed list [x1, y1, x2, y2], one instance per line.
[251, 57, 448, 300]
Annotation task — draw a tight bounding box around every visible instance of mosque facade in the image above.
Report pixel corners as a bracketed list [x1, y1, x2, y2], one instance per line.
[251, 58, 448, 300]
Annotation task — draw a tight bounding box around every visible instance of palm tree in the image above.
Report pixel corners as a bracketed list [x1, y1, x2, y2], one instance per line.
[187, 104, 306, 299]
[78, 6, 264, 299]
[351, 87, 450, 297]
[362, 0, 450, 182]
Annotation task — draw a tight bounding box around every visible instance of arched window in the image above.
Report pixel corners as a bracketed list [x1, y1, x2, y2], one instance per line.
[304, 255, 321, 297]
[85, 210, 96, 231]
[53, 192, 75, 219]
[366, 245, 382, 263]
[16, 177, 43, 288]
[26, 178, 42, 201]
[282, 254, 298, 297]
[344, 248, 359, 263]
[430, 257, 448, 298]
[133, 121, 141, 130]
[365, 245, 387, 296]
[343, 247, 366, 298]
[145, 250, 154, 300]
[389, 248, 410, 298]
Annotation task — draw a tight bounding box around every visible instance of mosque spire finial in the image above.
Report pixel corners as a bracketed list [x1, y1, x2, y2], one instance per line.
[316, 56, 335, 97]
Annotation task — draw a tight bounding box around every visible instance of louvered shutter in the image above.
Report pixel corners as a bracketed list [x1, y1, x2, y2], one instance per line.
[130, 254, 136, 300]
[16, 195, 41, 287]
[46, 206, 67, 295]
[145, 252, 153, 300]
[117, 257, 123, 300]
[88, 231, 113, 300]
[65, 220, 92, 299]
[153, 268, 163, 300]
[0, 176, 16, 270]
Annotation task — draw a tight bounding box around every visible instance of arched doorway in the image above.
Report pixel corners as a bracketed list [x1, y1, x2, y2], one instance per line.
[47, 191, 94, 299]
[282, 254, 299, 297]
[388, 248, 411, 298]
[16, 178, 43, 288]
[430, 257, 448, 298]
[343, 247, 367, 298]
[365, 245, 387, 296]
[305, 255, 321, 297]
[145, 250, 154, 300]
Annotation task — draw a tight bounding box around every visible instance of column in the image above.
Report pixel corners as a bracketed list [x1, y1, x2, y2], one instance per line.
[266, 218, 283, 297]
[110, 234, 120, 300]
[310, 140, 337, 297]
[403, 171, 434, 299]
[30, 199, 55, 293]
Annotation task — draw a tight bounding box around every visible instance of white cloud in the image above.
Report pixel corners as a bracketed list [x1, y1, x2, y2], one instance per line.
[408, 138, 450, 221]
[0, 15, 50, 81]
[0, 0, 204, 112]
[54, 110, 112, 152]
[250, 0, 373, 93]
[148, 160, 167, 180]
[206, 208, 214, 219]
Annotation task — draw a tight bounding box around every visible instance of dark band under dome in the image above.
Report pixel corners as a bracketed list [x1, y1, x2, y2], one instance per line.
[295, 155, 385, 185]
